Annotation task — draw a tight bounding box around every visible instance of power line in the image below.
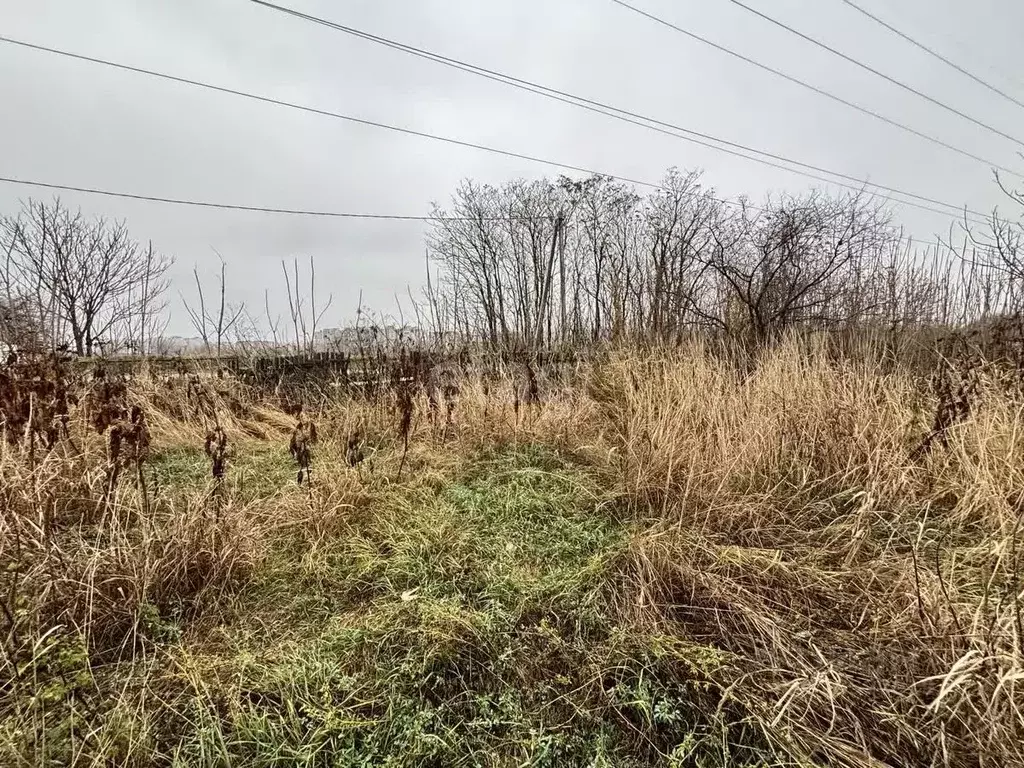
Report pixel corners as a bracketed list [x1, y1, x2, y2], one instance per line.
[608, 0, 1023, 178]
[0, 36, 659, 192]
[723, 0, 1022, 145]
[0, 175, 529, 220]
[249, 0, 989, 222]
[0, 175, 946, 248]
[0, 34, 985, 226]
[0, 175, 427, 218]
[836, 0, 1024, 112]
[894, 15, 1024, 94]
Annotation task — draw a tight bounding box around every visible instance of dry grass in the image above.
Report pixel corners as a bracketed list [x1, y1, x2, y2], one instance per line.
[596, 341, 1023, 766]
[1, 342, 1021, 766]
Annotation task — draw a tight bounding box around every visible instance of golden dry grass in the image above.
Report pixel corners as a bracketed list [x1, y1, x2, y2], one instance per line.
[597, 342, 1023, 766]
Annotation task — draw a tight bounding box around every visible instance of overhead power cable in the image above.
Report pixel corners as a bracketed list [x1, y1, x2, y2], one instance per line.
[0, 175, 437, 218]
[248, 0, 988, 221]
[0, 36, 660, 193]
[895, 15, 1024, 93]
[0, 34, 987, 226]
[608, 0, 1023, 178]
[0, 175, 530, 220]
[0, 175, 948, 249]
[835, 0, 1024, 113]
[723, 0, 1023, 145]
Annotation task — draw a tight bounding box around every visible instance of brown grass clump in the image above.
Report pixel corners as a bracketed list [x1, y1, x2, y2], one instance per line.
[29, 499, 260, 657]
[426, 363, 460, 431]
[1, 368, 264, 670]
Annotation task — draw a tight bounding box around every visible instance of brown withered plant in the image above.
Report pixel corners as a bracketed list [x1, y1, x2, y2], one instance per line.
[0, 351, 75, 457]
[104, 405, 152, 517]
[513, 358, 541, 427]
[89, 366, 130, 434]
[346, 427, 365, 470]
[204, 422, 230, 517]
[395, 377, 414, 481]
[426, 364, 460, 434]
[912, 351, 981, 461]
[204, 425, 230, 482]
[289, 410, 318, 485]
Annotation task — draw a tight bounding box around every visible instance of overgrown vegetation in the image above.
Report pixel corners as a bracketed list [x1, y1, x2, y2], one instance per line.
[1, 333, 1022, 767]
[2, 170, 1024, 765]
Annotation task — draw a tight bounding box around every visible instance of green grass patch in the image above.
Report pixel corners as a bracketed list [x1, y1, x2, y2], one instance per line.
[151, 440, 297, 502]
[4, 444, 791, 767]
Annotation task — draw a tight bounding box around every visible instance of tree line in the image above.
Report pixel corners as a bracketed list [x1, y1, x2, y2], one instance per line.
[2, 167, 1022, 357]
[426, 169, 1024, 350]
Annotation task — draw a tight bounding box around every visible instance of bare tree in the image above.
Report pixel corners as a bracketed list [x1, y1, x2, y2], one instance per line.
[640, 169, 722, 341]
[0, 295, 44, 352]
[564, 176, 638, 343]
[263, 289, 283, 350]
[0, 226, 45, 350]
[131, 241, 170, 355]
[182, 252, 245, 357]
[281, 256, 333, 354]
[962, 172, 1024, 315]
[0, 197, 171, 356]
[430, 181, 512, 348]
[429, 178, 566, 351]
[702, 190, 895, 343]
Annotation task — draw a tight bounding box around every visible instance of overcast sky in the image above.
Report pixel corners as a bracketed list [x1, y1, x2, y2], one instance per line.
[2, 0, 1022, 336]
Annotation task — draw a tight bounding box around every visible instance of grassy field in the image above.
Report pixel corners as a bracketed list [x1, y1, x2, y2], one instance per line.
[1, 342, 1022, 767]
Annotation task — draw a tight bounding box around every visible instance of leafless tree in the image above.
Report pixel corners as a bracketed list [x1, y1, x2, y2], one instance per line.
[182, 252, 245, 357]
[282, 256, 333, 354]
[126, 241, 170, 355]
[0, 295, 43, 351]
[0, 228, 45, 350]
[566, 177, 633, 343]
[639, 169, 722, 340]
[701, 190, 896, 343]
[0, 197, 171, 356]
[429, 178, 568, 351]
[429, 181, 512, 348]
[961, 172, 1024, 315]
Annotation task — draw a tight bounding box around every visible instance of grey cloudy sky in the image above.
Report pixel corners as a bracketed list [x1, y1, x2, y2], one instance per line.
[2, 0, 1022, 336]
